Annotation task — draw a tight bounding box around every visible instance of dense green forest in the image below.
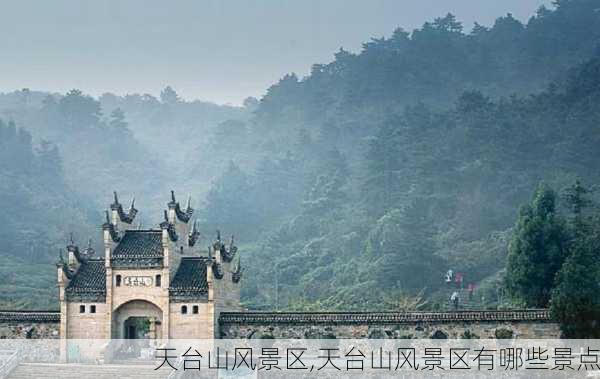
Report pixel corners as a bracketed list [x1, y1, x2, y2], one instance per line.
[0, 89, 249, 307]
[0, 0, 599, 326]
[0, 119, 92, 308]
[506, 181, 600, 337]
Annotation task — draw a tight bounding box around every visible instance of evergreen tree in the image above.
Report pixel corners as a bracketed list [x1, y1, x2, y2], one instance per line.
[203, 161, 257, 237]
[549, 179, 599, 337]
[562, 179, 593, 235]
[550, 231, 600, 338]
[505, 184, 568, 307]
[160, 86, 180, 105]
[432, 13, 463, 34]
[252, 153, 303, 223]
[243, 96, 259, 111]
[303, 173, 347, 217]
[109, 108, 128, 130]
[59, 89, 102, 129]
[364, 199, 441, 292]
[295, 171, 348, 238]
[35, 140, 63, 185]
[363, 118, 403, 217]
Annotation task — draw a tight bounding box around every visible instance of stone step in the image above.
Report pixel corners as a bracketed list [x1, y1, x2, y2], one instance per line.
[441, 287, 484, 311]
[8, 363, 174, 379]
[111, 359, 160, 365]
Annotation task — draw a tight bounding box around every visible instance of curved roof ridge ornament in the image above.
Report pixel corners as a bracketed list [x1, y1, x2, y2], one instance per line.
[212, 261, 224, 280]
[110, 191, 137, 224]
[217, 232, 236, 263]
[168, 190, 193, 223]
[60, 253, 74, 279]
[66, 238, 84, 263]
[127, 196, 138, 221]
[102, 210, 121, 242]
[230, 235, 237, 255]
[177, 196, 194, 223]
[57, 249, 65, 266]
[83, 238, 95, 257]
[160, 209, 179, 242]
[232, 255, 243, 283]
[189, 220, 200, 247]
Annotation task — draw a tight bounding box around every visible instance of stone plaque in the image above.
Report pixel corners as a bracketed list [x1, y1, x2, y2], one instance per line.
[123, 276, 153, 287]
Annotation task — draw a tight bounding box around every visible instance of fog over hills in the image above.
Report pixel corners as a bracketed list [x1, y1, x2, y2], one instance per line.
[1, 0, 548, 104]
[1, 1, 599, 322]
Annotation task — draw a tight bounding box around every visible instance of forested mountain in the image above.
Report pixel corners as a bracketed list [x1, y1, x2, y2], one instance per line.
[1, 0, 600, 312]
[0, 119, 94, 308]
[234, 56, 600, 310]
[0, 89, 248, 309]
[98, 88, 249, 190]
[254, 0, 600, 140]
[0, 88, 249, 218]
[197, 0, 600, 310]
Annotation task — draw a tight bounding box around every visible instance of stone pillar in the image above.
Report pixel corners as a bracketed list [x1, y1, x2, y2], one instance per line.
[104, 230, 113, 340]
[207, 261, 216, 338]
[207, 263, 214, 302]
[105, 267, 113, 339]
[104, 229, 112, 268]
[162, 230, 170, 271]
[57, 268, 68, 362]
[162, 263, 170, 341]
[161, 310, 169, 340]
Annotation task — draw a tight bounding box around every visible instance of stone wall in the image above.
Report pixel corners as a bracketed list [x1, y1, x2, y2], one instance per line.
[1, 309, 561, 340]
[219, 310, 561, 339]
[66, 302, 108, 339]
[169, 301, 213, 339]
[0, 311, 60, 339]
[209, 254, 242, 338]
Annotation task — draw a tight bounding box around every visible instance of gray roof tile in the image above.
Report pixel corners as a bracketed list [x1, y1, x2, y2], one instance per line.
[112, 230, 164, 268]
[65, 259, 106, 302]
[169, 257, 209, 302]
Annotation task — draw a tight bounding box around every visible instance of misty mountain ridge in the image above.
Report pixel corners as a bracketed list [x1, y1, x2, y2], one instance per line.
[1, 0, 600, 310]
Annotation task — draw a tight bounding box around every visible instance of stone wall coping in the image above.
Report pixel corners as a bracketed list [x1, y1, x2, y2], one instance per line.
[0, 309, 552, 325]
[219, 309, 552, 325]
[0, 310, 60, 323]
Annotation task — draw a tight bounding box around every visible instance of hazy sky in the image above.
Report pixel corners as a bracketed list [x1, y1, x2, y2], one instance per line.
[0, 0, 550, 105]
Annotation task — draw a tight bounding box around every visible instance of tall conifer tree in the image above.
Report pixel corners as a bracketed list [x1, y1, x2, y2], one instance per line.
[505, 184, 568, 307]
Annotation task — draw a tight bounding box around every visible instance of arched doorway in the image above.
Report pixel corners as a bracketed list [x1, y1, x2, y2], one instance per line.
[124, 317, 151, 339]
[112, 300, 163, 340]
[111, 300, 163, 361]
